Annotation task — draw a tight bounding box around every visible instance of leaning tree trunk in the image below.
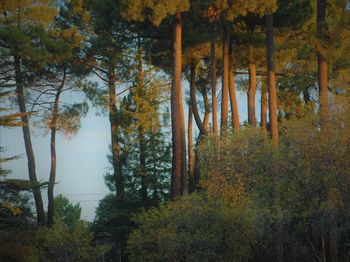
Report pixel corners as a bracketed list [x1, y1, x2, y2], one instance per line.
[317, 0, 329, 126]
[47, 71, 66, 227]
[265, 13, 279, 145]
[220, 26, 229, 133]
[108, 64, 124, 201]
[248, 59, 257, 126]
[211, 37, 218, 144]
[228, 38, 240, 133]
[170, 13, 186, 199]
[261, 80, 268, 133]
[194, 89, 210, 189]
[190, 62, 208, 136]
[14, 56, 46, 226]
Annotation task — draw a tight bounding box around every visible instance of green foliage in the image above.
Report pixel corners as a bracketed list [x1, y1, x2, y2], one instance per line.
[37, 218, 110, 262]
[127, 192, 263, 261]
[128, 106, 350, 261]
[54, 194, 82, 228]
[122, 0, 190, 26]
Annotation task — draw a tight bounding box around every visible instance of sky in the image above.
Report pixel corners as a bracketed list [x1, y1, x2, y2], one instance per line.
[0, 83, 261, 221]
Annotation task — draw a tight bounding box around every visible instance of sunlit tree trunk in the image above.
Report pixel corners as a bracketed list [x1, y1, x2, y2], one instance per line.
[248, 60, 257, 126]
[108, 63, 124, 201]
[228, 38, 240, 133]
[170, 13, 185, 199]
[47, 70, 66, 227]
[211, 37, 218, 144]
[221, 26, 229, 133]
[202, 88, 210, 129]
[265, 13, 278, 145]
[317, 0, 329, 125]
[261, 81, 268, 133]
[14, 56, 46, 226]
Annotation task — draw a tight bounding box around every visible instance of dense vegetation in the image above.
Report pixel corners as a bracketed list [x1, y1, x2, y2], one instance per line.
[1, 0, 349, 261]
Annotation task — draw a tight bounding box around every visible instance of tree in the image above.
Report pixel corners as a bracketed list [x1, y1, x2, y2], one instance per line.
[87, 0, 135, 201]
[54, 194, 81, 228]
[123, 0, 190, 198]
[0, 0, 58, 225]
[317, 0, 329, 124]
[265, 12, 279, 145]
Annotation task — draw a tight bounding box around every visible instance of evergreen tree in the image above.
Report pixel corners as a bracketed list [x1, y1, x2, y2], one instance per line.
[0, 0, 58, 225]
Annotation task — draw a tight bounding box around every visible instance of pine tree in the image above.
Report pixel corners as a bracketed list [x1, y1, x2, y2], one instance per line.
[122, 0, 190, 198]
[0, 0, 58, 225]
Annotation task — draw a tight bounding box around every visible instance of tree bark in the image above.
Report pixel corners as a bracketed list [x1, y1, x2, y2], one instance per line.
[248, 62, 257, 126]
[261, 80, 268, 133]
[170, 13, 185, 199]
[202, 88, 210, 129]
[228, 38, 240, 133]
[190, 62, 208, 135]
[47, 70, 66, 227]
[14, 56, 46, 226]
[188, 98, 195, 193]
[317, 0, 329, 125]
[211, 37, 218, 144]
[265, 14, 279, 145]
[194, 89, 210, 189]
[108, 64, 124, 201]
[220, 26, 229, 133]
[137, 43, 147, 203]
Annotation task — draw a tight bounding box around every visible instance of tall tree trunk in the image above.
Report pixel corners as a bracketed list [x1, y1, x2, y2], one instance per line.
[190, 62, 208, 135]
[265, 14, 279, 145]
[170, 13, 185, 199]
[14, 56, 46, 226]
[188, 99, 195, 193]
[139, 129, 147, 202]
[194, 89, 210, 189]
[261, 80, 268, 133]
[47, 71, 66, 227]
[228, 38, 240, 133]
[211, 37, 218, 144]
[317, 0, 329, 125]
[108, 64, 124, 201]
[220, 26, 229, 133]
[137, 43, 147, 203]
[248, 61, 257, 126]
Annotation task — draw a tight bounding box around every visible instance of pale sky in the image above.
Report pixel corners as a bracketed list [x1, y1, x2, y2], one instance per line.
[0, 83, 261, 221]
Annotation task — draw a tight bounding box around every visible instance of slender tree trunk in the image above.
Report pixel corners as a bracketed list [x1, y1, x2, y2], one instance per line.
[194, 89, 210, 189]
[261, 80, 268, 133]
[190, 62, 208, 135]
[139, 129, 147, 202]
[188, 99, 195, 193]
[329, 212, 338, 262]
[211, 37, 218, 144]
[228, 38, 240, 133]
[248, 62, 257, 126]
[265, 14, 278, 145]
[317, 0, 329, 125]
[14, 56, 46, 226]
[221, 26, 229, 133]
[137, 43, 147, 203]
[202, 88, 210, 129]
[47, 71, 66, 227]
[108, 64, 124, 201]
[170, 13, 185, 199]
